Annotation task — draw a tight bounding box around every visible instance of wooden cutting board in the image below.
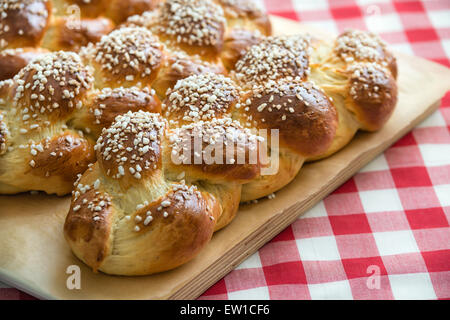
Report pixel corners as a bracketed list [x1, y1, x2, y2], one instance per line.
[1, 16, 450, 300]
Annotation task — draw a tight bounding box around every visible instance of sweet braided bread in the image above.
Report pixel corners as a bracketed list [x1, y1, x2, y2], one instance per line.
[0, 1, 397, 275]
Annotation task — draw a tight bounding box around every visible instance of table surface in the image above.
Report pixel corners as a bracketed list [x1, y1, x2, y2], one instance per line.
[1, 0, 450, 300]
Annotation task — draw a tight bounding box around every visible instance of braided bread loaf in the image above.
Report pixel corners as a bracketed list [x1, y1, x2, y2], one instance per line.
[0, 0, 397, 275]
[64, 32, 397, 275]
[0, 0, 270, 194]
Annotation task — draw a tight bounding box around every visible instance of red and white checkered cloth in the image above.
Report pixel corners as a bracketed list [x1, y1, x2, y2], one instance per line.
[1, 0, 450, 300]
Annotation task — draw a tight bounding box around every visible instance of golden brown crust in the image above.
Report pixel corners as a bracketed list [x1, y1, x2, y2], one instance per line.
[0, 0, 52, 49]
[218, 0, 271, 35]
[0, 136, 96, 195]
[0, 47, 49, 80]
[124, 0, 271, 66]
[221, 28, 262, 70]
[0, 1, 271, 203]
[155, 0, 226, 61]
[12, 51, 93, 122]
[241, 80, 338, 157]
[129, 185, 218, 268]
[0, 78, 12, 97]
[106, 0, 162, 24]
[347, 62, 397, 131]
[83, 87, 161, 136]
[42, 16, 114, 52]
[202, 181, 241, 231]
[388, 54, 398, 80]
[100, 183, 219, 275]
[240, 149, 304, 202]
[64, 188, 113, 271]
[0, 0, 159, 53]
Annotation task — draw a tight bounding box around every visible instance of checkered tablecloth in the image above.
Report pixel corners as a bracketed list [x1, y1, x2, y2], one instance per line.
[1, 0, 449, 300]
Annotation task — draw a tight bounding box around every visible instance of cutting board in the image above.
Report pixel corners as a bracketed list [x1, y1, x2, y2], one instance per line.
[1, 16, 450, 300]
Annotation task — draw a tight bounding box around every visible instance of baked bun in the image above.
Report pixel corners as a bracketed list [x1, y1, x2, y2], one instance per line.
[0, 0, 52, 50]
[0, 51, 96, 194]
[233, 35, 311, 88]
[0, 47, 49, 80]
[80, 26, 165, 89]
[237, 79, 338, 201]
